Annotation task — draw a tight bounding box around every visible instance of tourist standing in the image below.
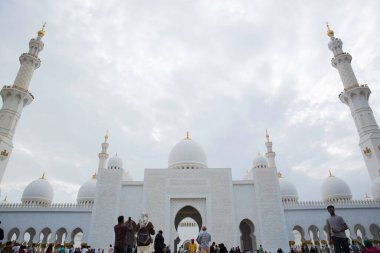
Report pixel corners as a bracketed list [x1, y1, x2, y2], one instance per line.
[136, 213, 155, 253]
[210, 243, 216, 253]
[326, 205, 349, 253]
[114, 216, 128, 253]
[108, 245, 113, 253]
[125, 217, 136, 249]
[154, 230, 164, 253]
[196, 226, 211, 253]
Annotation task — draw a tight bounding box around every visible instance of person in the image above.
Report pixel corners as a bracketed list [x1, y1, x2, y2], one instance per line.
[136, 212, 155, 253]
[114, 216, 128, 253]
[60, 246, 65, 253]
[45, 244, 53, 253]
[0, 221, 4, 245]
[258, 246, 263, 253]
[326, 205, 349, 253]
[196, 226, 211, 253]
[210, 243, 216, 253]
[363, 240, 380, 253]
[108, 245, 113, 253]
[189, 239, 197, 253]
[154, 230, 164, 253]
[125, 217, 136, 250]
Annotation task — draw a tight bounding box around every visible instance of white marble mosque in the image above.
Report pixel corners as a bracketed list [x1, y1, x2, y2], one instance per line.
[0, 24, 380, 253]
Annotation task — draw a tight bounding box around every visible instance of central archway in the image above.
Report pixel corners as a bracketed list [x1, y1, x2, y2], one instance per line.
[239, 219, 256, 252]
[174, 206, 203, 253]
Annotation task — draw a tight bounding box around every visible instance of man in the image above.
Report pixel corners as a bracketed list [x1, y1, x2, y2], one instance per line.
[189, 239, 197, 253]
[114, 216, 128, 253]
[196, 226, 211, 253]
[154, 230, 164, 253]
[125, 217, 137, 249]
[136, 212, 155, 253]
[210, 243, 216, 253]
[326, 205, 349, 253]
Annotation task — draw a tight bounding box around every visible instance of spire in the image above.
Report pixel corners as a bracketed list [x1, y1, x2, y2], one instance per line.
[104, 130, 109, 143]
[40, 172, 46, 180]
[92, 172, 97, 179]
[185, 131, 191, 140]
[328, 170, 333, 177]
[326, 22, 334, 38]
[265, 129, 270, 142]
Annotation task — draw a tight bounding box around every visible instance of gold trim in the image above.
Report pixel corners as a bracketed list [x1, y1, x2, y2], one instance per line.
[326, 22, 334, 37]
[38, 22, 46, 37]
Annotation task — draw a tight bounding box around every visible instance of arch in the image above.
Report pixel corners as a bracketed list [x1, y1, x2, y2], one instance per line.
[174, 206, 203, 253]
[308, 225, 320, 245]
[354, 224, 366, 242]
[293, 225, 306, 244]
[239, 219, 257, 252]
[7, 227, 20, 241]
[39, 227, 52, 244]
[55, 227, 67, 245]
[71, 228, 84, 247]
[369, 224, 380, 240]
[23, 228, 36, 245]
[174, 205, 202, 231]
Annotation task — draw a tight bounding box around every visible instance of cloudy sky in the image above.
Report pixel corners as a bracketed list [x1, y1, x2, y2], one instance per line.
[0, 0, 380, 203]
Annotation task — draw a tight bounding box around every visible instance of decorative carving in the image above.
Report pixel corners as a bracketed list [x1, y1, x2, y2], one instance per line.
[0, 149, 9, 160]
[363, 147, 372, 156]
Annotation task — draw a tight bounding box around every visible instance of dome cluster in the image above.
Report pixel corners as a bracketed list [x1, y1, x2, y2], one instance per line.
[321, 171, 352, 202]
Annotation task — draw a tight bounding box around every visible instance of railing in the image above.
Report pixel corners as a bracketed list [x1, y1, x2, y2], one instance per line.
[283, 199, 380, 209]
[0, 202, 93, 209]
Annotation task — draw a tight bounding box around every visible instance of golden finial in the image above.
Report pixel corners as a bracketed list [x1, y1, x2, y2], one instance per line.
[38, 22, 46, 37]
[2, 195, 7, 202]
[40, 172, 46, 180]
[328, 169, 333, 177]
[364, 192, 370, 199]
[92, 172, 97, 179]
[277, 171, 283, 178]
[185, 131, 191, 140]
[104, 130, 109, 143]
[326, 22, 334, 38]
[265, 129, 270, 142]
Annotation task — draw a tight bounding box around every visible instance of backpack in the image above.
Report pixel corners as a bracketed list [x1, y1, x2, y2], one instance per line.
[137, 227, 151, 246]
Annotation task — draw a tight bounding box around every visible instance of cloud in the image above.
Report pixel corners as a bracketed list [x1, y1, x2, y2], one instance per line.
[0, 0, 379, 202]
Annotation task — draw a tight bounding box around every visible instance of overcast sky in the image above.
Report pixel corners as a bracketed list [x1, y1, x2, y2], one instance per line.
[0, 0, 380, 203]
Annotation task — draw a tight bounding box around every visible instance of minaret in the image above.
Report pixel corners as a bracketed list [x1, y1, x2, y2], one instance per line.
[252, 131, 288, 252]
[98, 131, 109, 171]
[0, 24, 46, 183]
[265, 129, 276, 168]
[88, 133, 123, 249]
[327, 23, 380, 181]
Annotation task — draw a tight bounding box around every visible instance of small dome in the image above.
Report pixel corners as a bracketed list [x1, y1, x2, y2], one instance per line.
[371, 172, 380, 201]
[321, 172, 352, 202]
[21, 174, 54, 205]
[123, 171, 134, 181]
[278, 172, 298, 202]
[168, 133, 207, 169]
[243, 169, 253, 180]
[108, 154, 123, 170]
[253, 153, 268, 168]
[77, 174, 97, 204]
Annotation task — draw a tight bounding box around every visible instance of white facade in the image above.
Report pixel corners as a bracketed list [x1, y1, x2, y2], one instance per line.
[1, 26, 380, 253]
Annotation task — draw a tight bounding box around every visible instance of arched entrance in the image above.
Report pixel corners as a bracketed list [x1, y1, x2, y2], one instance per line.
[370, 224, 380, 240]
[23, 228, 36, 245]
[55, 227, 67, 245]
[239, 219, 256, 252]
[293, 225, 305, 246]
[174, 206, 203, 253]
[308, 225, 320, 246]
[39, 227, 52, 244]
[354, 224, 366, 242]
[71, 228, 84, 247]
[7, 228, 20, 241]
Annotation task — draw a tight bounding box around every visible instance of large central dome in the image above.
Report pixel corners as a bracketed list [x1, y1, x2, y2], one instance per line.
[168, 132, 208, 169]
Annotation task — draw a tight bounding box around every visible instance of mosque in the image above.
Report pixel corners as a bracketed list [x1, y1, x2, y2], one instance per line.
[0, 24, 380, 253]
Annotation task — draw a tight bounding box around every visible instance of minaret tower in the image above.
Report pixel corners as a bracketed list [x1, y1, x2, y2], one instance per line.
[89, 132, 124, 248]
[0, 24, 46, 183]
[252, 131, 288, 252]
[327, 24, 380, 181]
